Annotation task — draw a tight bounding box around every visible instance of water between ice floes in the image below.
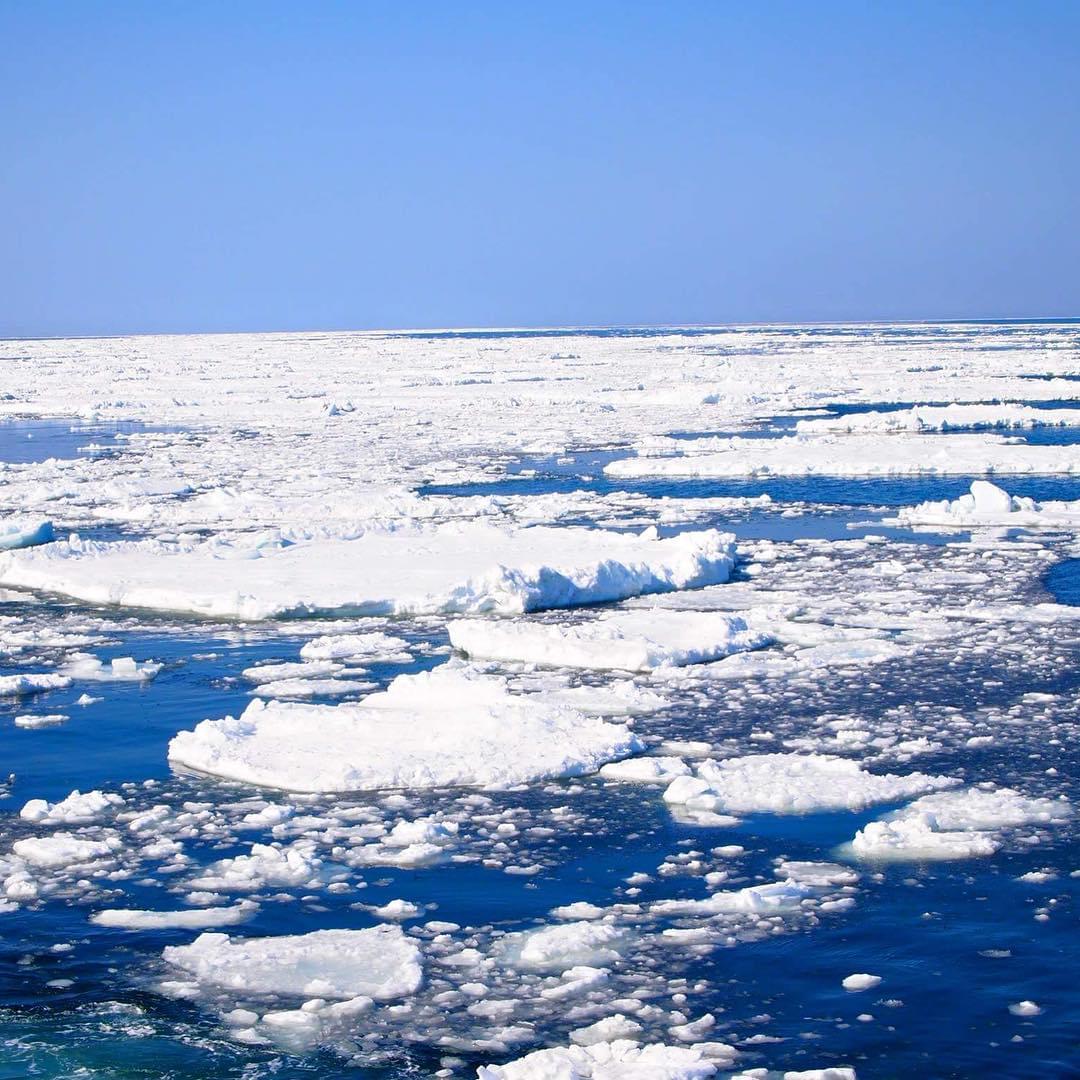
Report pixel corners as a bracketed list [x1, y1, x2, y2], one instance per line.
[1, 428, 1079, 1076]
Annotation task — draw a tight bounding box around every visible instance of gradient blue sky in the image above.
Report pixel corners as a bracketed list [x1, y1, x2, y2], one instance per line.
[2, 1, 1078, 336]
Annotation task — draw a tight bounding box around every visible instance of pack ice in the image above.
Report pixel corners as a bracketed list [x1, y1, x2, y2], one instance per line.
[0, 524, 736, 619]
[168, 666, 643, 791]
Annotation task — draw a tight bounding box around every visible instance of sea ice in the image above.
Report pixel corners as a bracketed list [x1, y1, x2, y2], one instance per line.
[161, 924, 422, 1000]
[850, 787, 1070, 861]
[0, 518, 54, 551]
[662, 754, 954, 820]
[892, 480, 1080, 529]
[604, 433, 1080, 479]
[795, 402, 1080, 435]
[0, 524, 736, 619]
[91, 901, 258, 930]
[450, 609, 772, 672]
[476, 1040, 722, 1079]
[169, 667, 642, 792]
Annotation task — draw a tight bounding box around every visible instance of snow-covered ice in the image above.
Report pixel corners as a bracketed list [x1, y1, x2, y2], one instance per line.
[662, 754, 955, 821]
[604, 433, 1080, 479]
[892, 480, 1080, 529]
[162, 924, 423, 1000]
[0, 525, 736, 619]
[169, 667, 643, 791]
[450, 609, 771, 672]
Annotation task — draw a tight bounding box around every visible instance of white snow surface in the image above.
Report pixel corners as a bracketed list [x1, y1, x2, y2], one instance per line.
[161, 924, 422, 1000]
[168, 666, 643, 792]
[0, 525, 736, 620]
[450, 608, 772, 672]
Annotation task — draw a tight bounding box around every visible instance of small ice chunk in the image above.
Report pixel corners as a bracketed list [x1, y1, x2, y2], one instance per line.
[842, 973, 882, 992]
[91, 901, 258, 930]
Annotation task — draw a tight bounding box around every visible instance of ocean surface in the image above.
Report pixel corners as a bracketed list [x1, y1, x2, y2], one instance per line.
[0, 327, 1078, 1079]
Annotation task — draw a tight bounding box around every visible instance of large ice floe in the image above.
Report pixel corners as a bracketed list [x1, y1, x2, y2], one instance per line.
[450, 609, 773, 672]
[891, 480, 1080, 530]
[604, 433, 1080, 479]
[162, 925, 423, 1000]
[168, 665, 643, 791]
[0, 524, 736, 619]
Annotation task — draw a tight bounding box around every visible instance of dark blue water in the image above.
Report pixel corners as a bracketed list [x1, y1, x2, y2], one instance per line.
[0, 419, 175, 465]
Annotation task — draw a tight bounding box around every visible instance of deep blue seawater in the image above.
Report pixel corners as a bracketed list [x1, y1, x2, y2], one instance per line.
[1, 371, 1079, 1078]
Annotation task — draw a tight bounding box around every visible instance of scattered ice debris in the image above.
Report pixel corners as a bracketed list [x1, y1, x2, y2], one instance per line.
[795, 402, 1080, 434]
[299, 631, 412, 662]
[841, 973, 882, 992]
[162, 925, 423, 1000]
[187, 843, 321, 892]
[0, 517, 53, 551]
[476, 1039, 731, 1078]
[500, 921, 631, 972]
[891, 480, 1080, 529]
[662, 754, 954, 823]
[91, 901, 258, 930]
[851, 787, 1071, 861]
[604, 433, 1080, 479]
[20, 789, 124, 824]
[60, 653, 162, 682]
[169, 667, 643, 792]
[242, 660, 344, 683]
[450, 609, 772, 672]
[0, 525, 737, 619]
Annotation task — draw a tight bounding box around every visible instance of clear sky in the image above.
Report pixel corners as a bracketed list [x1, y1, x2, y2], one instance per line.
[2, 1, 1078, 337]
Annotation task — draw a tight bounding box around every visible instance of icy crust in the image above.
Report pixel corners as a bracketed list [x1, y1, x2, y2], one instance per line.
[663, 754, 955, 823]
[476, 1039, 723, 1079]
[0, 525, 736, 620]
[795, 402, 1080, 434]
[168, 667, 643, 792]
[892, 480, 1080, 529]
[450, 609, 772, 672]
[851, 787, 1071, 861]
[0, 517, 53, 551]
[604, 433, 1080, 479]
[162, 925, 422, 1000]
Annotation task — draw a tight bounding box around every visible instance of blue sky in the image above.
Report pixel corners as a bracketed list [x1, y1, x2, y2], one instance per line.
[2, 1, 1077, 336]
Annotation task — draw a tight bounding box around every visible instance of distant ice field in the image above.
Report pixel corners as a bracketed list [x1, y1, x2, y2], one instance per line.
[0, 323, 1077, 1079]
